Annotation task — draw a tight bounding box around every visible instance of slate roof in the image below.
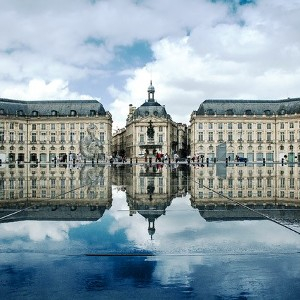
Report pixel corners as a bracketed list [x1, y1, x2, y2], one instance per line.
[0, 98, 107, 117]
[133, 99, 169, 119]
[196, 98, 300, 116]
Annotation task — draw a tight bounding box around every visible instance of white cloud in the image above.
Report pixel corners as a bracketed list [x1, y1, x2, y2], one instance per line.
[1, 0, 300, 128]
[1, 79, 96, 100]
[0, 220, 89, 242]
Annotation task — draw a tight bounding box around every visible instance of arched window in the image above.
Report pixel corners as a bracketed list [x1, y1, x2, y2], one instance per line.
[32, 110, 38, 117]
[70, 110, 77, 116]
[90, 110, 96, 116]
[51, 110, 58, 116]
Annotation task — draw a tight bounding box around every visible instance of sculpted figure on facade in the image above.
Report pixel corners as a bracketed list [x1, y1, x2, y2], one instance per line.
[80, 123, 104, 160]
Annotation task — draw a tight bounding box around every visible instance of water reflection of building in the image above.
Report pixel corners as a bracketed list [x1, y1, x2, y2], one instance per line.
[112, 164, 189, 238]
[189, 163, 300, 222]
[0, 164, 112, 222]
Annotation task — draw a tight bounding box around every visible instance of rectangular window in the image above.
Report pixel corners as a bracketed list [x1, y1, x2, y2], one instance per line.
[80, 123, 84, 130]
[61, 132, 65, 142]
[198, 179, 204, 188]
[10, 123, 14, 130]
[41, 123, 46, 130]
[41, 132, 46, 142]
[32, 124, 36, 130]
[257, 123, 262, 129]
[51, 124, 55, 130]
[280, 123, 284, 129]
[289, 131, 294, 142]
[19, 123, 23, 130]
[198, 132, 203, 142]
[280, 132, 285, 142]
[218, 178, 223, 188]
[51, 179, 56, 188]
[61, 124, 65, 130]
[31, 133, 37, 142]
[257, 178, 262, 188]
[290, 122, 294, 129]
[80, 132, 84, 140]
[247, 132, 252, 141]
[198, 123, 203, 129]
[159, 126, 163, 132]
[140, 134, 144, 143]
[208, 132, 213, 141]
[159, 134, 163, 142]
[32, 179, 37, 189]
[61, 179, 66, 188]
[208, 178, 214, 188]
[70, 124, 75, 130]
[70, 132, 75, 142]
[218, 123, 223, 129]
[267, 123, 271, 129]
[99, 132, 104, 142]
[238, 123, 242, 129]
[257, 132, 262, 141]
[266, 132, 272, 141]
[228, 178, 233, 188]
[208, 123, 213, 129]
[247, 123, 252, 129]
[266, 153, 274, 161]
[9, 132, 14, 142]
[0, 131, 4, 142]
[218, 132, 223, 141]
[19, 132, 23, 142]
[228, 123, 232, 129]
[228, 132, 233, 141]
[51, 133, 56, 142]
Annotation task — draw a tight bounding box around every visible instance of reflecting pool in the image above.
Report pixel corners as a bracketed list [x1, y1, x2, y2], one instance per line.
[0, 162, 300, 299]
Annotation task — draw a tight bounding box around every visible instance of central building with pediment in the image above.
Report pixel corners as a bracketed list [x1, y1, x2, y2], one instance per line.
[112, 82, 187, 160]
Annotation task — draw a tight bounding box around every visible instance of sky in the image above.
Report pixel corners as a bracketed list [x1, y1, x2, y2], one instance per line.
[1, 0, 300, 130]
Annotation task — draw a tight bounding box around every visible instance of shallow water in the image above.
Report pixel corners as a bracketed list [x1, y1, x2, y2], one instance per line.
[0, 162, 300, 299]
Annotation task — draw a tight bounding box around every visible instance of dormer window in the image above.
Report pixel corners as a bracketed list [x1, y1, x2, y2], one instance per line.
[245, 109, 253, 115]
[32, 110, 38, 117]
[17, 110, 24, 116]
[264, 110, 271, 116]
[0, 109, 5, 115]
[226, 109, 234, 115]
[70, 110, 77, 116]
[207, 109, 214, 115]
[90, 110, 96, 116]
[51, 110, 58, 116]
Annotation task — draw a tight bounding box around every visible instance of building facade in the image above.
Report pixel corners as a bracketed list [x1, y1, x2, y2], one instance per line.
[0, 99, 112, 164]
[112, 82, 187, 160]
[190, 98, 300, 163]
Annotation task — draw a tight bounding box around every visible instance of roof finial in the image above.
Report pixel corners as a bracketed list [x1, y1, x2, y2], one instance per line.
[147, 81, 155, 101]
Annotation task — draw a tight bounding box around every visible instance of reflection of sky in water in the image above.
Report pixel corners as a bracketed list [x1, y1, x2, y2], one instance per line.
[1, 187, 300, 298]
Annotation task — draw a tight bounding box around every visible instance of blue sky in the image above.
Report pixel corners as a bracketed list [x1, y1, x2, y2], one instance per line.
[1, 0, 300, 129]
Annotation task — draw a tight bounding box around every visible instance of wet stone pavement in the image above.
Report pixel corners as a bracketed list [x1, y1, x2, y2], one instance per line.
[0, 161, 300, 299]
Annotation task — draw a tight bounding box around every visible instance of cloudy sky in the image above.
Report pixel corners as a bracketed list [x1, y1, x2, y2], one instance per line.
[1, 0, 300, 129]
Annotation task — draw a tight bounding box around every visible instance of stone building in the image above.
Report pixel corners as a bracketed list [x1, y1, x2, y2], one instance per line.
[0, 99, 112, 164]
[190, 98, 300, 163]
[112, 82, 187, 160]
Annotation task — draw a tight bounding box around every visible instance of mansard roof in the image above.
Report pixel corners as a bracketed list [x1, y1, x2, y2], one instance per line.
[0, 98, 107, 117]
[196, 98, 300, 116]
